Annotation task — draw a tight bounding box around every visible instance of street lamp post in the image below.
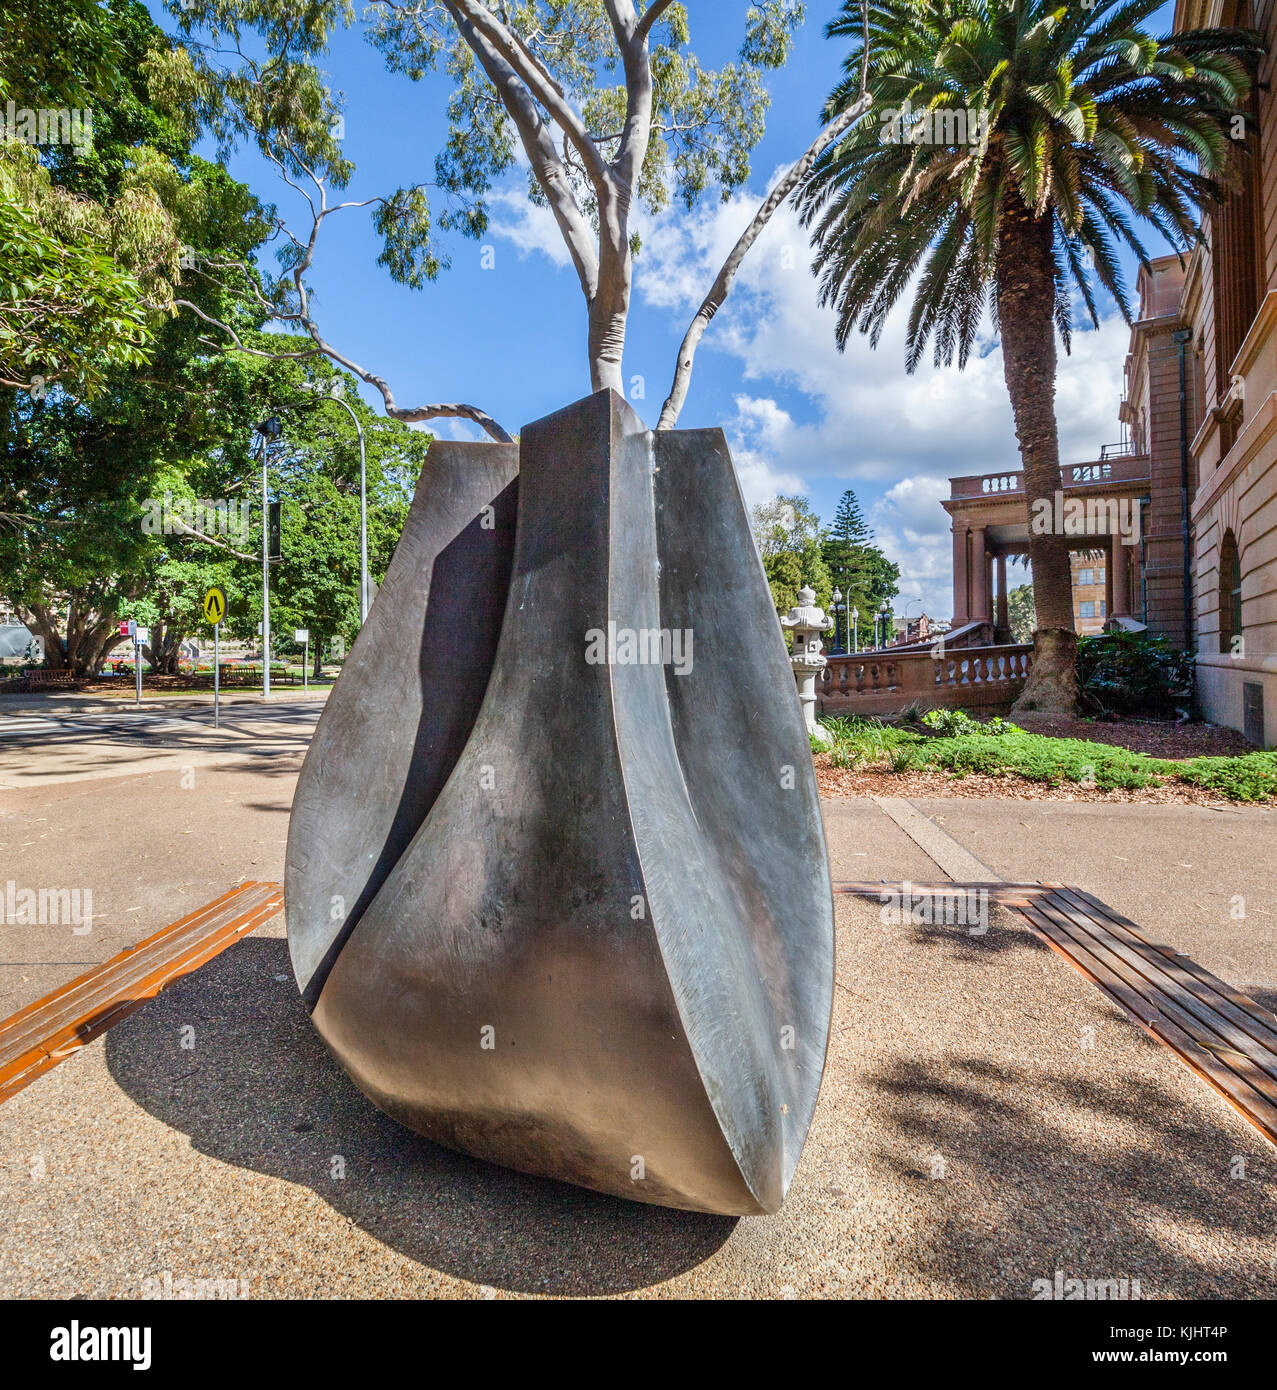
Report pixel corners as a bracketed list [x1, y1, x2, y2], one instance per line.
[851, 606, 859, 654]
[879, 599, 891, 648]
[255, 417, 281, 699]
[830, 587, 845, 654]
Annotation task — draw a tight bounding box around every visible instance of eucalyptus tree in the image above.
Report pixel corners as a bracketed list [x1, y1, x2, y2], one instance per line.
[171, 0, 874, 437]
[800, 0, 1261, 712]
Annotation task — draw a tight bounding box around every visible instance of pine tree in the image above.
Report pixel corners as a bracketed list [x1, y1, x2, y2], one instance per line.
[829, 490, 870, 546]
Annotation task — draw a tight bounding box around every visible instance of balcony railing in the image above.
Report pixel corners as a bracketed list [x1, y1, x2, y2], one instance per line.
[950, 451, 1151, 500]
[818, 643, 1033, 715]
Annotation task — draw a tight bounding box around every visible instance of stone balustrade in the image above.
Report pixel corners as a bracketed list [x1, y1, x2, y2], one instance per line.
[818, 643, 1033, 717]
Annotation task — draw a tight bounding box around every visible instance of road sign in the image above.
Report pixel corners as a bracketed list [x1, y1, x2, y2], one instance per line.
[134, 625, 150, 645]
[204, 587, 226, 626]
[294, 629, 309, 644]
[127, 618, 137, 639]
[118, 620, 130, 637]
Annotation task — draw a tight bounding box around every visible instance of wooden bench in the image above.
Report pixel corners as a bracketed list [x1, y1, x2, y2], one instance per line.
[0, 882, 283, 1105]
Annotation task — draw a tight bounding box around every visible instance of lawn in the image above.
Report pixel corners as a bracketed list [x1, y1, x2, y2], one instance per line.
[813, 710, 1277, 803]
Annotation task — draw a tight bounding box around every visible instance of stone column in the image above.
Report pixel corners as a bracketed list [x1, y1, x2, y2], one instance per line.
[996, 553, 1009, 633]
[1110, 531, 1131, 620]
[970, 526, 990, 624]
[951, 523, 969, 626]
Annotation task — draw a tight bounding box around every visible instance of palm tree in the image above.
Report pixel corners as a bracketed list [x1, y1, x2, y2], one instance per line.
[800, 0, 1261, 712]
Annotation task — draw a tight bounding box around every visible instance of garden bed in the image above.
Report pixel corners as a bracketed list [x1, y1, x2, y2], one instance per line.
[813, 711, 1275, 806]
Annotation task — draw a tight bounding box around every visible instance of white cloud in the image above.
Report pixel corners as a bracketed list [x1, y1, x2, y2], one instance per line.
[485, 167, 1130, 619]
[488, 187, 574, 269]
[633, 182, 1130, 618]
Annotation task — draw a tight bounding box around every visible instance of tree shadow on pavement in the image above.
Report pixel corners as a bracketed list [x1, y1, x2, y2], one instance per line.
[864, 1041, 1277, 1299]
[903, 902, 1054, 959]
[104, 936, 736, 1296]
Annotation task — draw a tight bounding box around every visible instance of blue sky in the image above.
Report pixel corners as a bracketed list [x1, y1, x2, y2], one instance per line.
[162, 1, 1176, 618]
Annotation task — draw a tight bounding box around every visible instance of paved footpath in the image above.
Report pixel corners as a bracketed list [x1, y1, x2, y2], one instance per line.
[0, 704, 1273, 1298]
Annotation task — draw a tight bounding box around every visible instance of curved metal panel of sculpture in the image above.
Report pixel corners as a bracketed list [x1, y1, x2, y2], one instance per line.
[285, 390, 833, 1214]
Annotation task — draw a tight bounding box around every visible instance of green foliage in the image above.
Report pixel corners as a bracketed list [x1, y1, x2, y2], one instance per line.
[819, 488, 899, 641]
[0, 0, 237, 396]
[929, 733, 1169, 789]
[751, 494, 833, 616]
[802, 0, 1263, 368]
[0, 158, 153, 397]
[1007, 580, 1036, 643]
[814, 712, 1275, 801]
[751, 490, 899, 632]
[1175, 753, 1277, 803]
[1077, 630, 1195, 717]
[920, 708, 1021, 736]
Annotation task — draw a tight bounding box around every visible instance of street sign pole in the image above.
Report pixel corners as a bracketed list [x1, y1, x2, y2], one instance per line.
[204, 588, 227, 731]
[304, 636, 309, 694]
[135, 637, 141, 704]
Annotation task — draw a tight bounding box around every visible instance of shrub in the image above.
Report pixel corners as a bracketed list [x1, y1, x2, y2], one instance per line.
[1077, 631, 1195, 718]
[1174, 753, 1277, 803]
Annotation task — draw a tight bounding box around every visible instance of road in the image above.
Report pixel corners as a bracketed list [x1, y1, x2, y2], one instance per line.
[0, 698, 323, 1017]
[0, 697, 322, 750]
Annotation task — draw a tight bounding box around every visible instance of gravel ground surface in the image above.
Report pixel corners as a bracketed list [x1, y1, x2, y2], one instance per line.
[2, 705, 1273, 1299]
[1, 896, 1273, 1299]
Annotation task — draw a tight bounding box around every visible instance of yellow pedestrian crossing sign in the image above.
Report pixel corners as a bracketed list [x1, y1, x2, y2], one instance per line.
[204, 586, 226, 626]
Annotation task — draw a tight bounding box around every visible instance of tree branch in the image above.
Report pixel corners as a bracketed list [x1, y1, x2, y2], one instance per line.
[657, 91, 874, 431]
[174, 302, 514, 445]
[635, 0, 674, 48]
[443, 0, 601, 304]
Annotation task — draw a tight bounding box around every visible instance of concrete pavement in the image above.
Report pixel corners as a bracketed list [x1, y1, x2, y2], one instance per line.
[0, 706, 1274, 1297]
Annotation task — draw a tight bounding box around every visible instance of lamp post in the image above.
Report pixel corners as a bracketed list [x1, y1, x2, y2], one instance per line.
[255, 417, 281, 699]
[879, 599, 891, 648]
[851, 606, 859, 654]
[830, 587, 845, 654]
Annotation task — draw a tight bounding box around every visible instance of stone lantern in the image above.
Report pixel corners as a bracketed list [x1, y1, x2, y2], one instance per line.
[781, 586, 833, 733]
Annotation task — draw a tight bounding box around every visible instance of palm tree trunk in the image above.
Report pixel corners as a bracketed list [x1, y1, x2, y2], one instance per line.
[995, 195, 1077, 715]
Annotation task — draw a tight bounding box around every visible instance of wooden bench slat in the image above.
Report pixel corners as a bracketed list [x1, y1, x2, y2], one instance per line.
[0, 882, 283, 1105]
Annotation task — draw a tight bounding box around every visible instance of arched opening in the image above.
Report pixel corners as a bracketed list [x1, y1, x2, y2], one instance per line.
[1219, 529, 1242, 654]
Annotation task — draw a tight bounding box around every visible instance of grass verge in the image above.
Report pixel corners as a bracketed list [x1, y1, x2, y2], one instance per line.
[817, 712, 1276, 802]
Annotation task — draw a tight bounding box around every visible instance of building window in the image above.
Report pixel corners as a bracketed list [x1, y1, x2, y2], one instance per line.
[1096, 568, 1105, 584]
[1077, 569, 1094, 586]
[1080, 602, 1096, 619]
[1219, 529, 1242, 654]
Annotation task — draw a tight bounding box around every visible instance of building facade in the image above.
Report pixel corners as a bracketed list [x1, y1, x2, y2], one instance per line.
[1121, 0, 1277, 746]
[944, 2, 1276, 746]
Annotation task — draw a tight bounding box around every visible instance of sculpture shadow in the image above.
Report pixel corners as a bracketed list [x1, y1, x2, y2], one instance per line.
[104, 936, 737, 1296]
